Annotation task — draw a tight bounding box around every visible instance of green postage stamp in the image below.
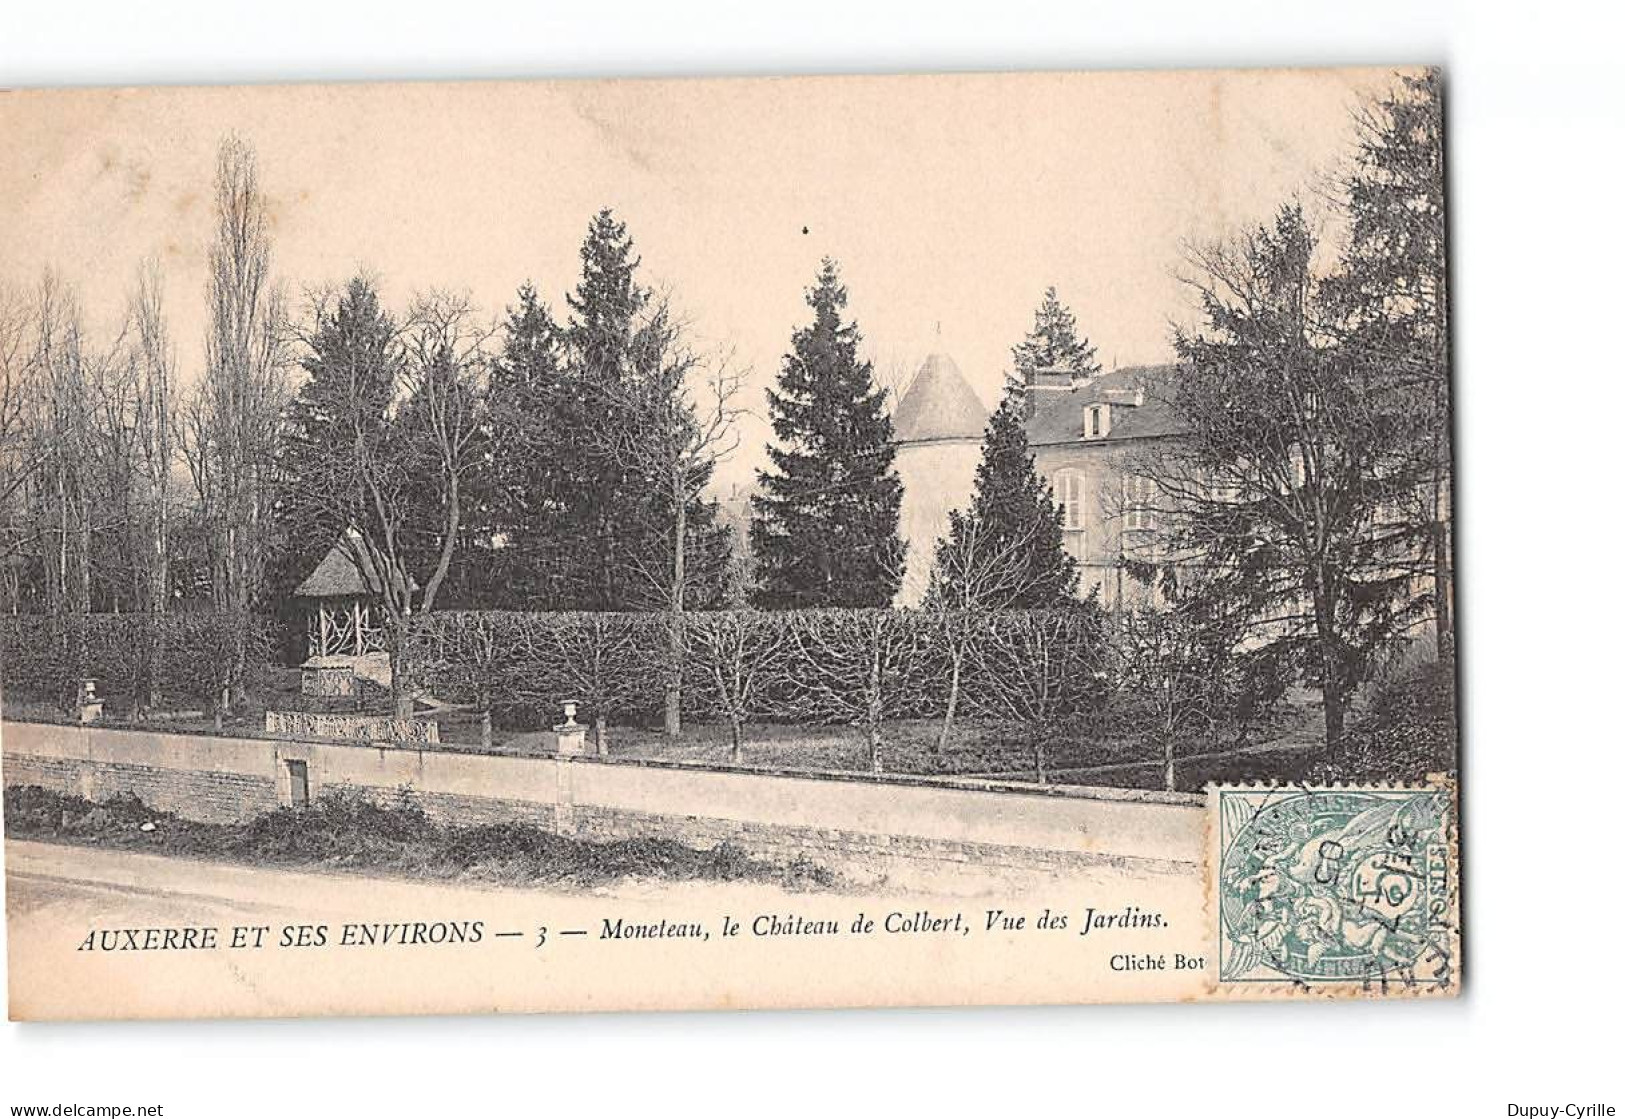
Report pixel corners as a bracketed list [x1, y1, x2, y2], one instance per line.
[1210, 783, 1460, 996]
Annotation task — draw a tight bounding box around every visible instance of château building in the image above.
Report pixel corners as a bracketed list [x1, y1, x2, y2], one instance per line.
[889, 352, 990, 606]
[1022, 362, 1181, 608]
[889, 352, 1180, 609]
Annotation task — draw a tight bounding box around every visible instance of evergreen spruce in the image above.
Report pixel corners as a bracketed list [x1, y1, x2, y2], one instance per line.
[1325, 72, 1451, 652]
[569, 209, 648, 375]
[1007, 286, 1101, 398]
[930, 395, 1078, 608]
[750, 259, 904, 608]
[474, 282, 568, 605]
[563, 210, 647, 609]
[559, 209, 729, 612]
[274, 276, 401, 591]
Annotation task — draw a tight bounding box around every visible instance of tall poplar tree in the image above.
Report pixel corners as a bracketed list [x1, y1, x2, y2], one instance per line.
[750, 259, 904, 608]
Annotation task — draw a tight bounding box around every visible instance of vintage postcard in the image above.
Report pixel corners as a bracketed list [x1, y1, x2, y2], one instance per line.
[0, 66, 1458, 1020]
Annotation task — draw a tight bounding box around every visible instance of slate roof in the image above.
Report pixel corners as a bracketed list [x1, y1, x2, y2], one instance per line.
[1023, 363, 1186, 446]
[891, 352, 990, 444]
[293, 540, 387, 599]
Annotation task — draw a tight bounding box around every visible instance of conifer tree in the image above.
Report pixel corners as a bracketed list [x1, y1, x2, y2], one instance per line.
[1325, 71, 1451, 652]
[559, 209, 729, 614]
[750, 259, 904, 608]
[474, 282, 568, 604]
[926, 395, 1077, 751]
[275, 276, 400, 587]
[569, 209, 648, 377]
[1141, 203, 1431, 754]
[930, 396, 1078, 609]
[1007, 286, 1101, 398]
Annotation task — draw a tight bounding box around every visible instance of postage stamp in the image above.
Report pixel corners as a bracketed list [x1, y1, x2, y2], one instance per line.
[1208, 782, 1460, 996]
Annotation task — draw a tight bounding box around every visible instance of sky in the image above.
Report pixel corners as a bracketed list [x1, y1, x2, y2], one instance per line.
[0, 67, 1404, 490]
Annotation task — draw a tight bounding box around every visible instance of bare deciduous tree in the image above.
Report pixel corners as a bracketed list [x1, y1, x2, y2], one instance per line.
[306, 290, 491, 717]
[128, 260, 177, 710]
[969, 609, 1101, 785]
[785, 609, 929, 774]
[416, 610, 504, 748]
[687, 609, 791, 763]
[513, 612, 649, 755]
[924, 514, 1058, 754]
[32, 274, 94, 625]
[593, 298, 745, 739]
[0, 283, 44, 602]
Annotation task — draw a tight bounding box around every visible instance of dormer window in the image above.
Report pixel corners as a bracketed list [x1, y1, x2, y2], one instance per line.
[1085, 404, 1111, 439]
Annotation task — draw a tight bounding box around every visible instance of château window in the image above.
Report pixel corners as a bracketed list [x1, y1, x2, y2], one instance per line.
[1055, 469, 1085, 533]
[1090, 407, 1102, 437]
[1124, 475, 1156, 531]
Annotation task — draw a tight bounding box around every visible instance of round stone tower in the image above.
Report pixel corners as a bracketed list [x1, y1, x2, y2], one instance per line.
[890, 352, 990, 606]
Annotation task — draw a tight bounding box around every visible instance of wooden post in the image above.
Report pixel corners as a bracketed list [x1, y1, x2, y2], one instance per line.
[318, 604, 331, 658]
[352, 600, 363, 656]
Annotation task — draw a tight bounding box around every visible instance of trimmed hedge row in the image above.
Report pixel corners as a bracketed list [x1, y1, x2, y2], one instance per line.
[1, 607, 1279, 773]
[408, 607, 1113, 731]
[0, 612, 270, 711]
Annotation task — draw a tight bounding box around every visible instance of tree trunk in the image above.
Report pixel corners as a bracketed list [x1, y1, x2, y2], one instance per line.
[594, 713, 609, 757]
[477, 651, 493, 750]
[663, 623, 683, 738]
[145, 511, 168, 716]
[729, 714, 744, 764]
[1321, 672, 1346, 758]
[1164, 678, 1176, 792]
[389, 618, 413, 720]
[664, 487, 686, 739]
[867, 638, 884, 773]
[1312, 582, 1347, 757]
[936, 645, 962, 757]
[226, 519, 249, 711]
[1032, 727, 1047, 785]
[1431, 464, 1451, 657]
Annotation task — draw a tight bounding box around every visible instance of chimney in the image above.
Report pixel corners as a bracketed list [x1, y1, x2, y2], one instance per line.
[1025, 364, 1074, 420]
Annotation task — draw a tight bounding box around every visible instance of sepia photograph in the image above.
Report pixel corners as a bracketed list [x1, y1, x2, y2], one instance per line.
[0, 65, 1463, 1023]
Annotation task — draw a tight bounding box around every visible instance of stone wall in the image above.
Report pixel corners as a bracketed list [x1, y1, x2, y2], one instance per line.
[1, 721, 1203, 879]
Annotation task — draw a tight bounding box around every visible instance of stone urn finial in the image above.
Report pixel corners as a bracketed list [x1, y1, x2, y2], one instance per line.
[78, 679, 103, 724]
[554, 700, 586, 757]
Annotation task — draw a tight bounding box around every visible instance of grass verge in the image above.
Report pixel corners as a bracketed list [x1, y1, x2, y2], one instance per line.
[3, 784, 839, 892]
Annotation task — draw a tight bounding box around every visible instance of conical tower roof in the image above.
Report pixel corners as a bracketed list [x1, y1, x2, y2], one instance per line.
[891, 352, 989, 444]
